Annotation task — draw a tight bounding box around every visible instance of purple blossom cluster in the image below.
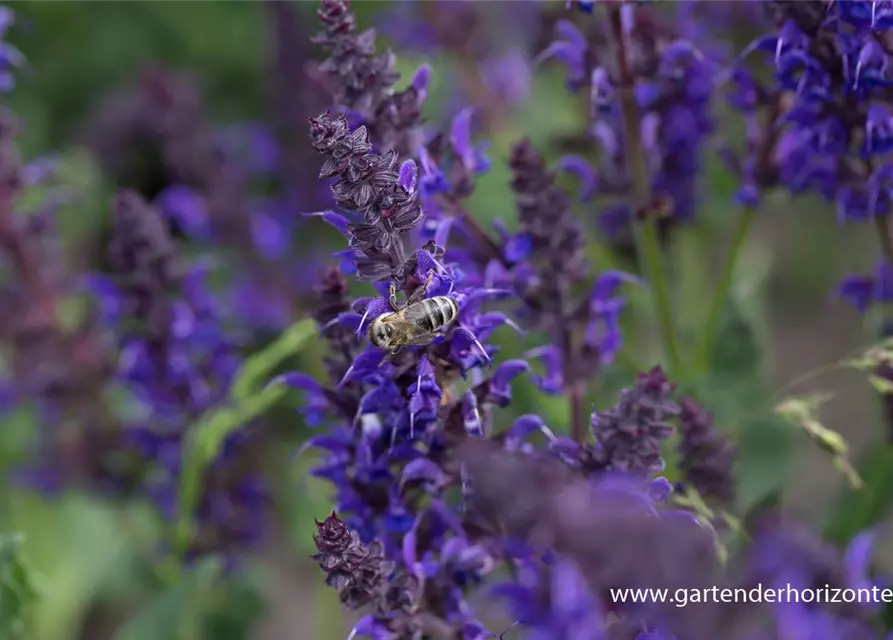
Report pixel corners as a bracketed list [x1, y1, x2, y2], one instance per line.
[541, 1, 717, 242]
[0, 10, 271, 568]
[6, 1, 893, 639]
[86, 190, 269, 563]
[721, 1, 893, 317]
[295, 2, 893, 640]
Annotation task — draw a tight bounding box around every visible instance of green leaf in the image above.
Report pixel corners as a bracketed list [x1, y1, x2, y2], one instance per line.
[174, 319, 314, 561]
[683, 286, 798, 515]
[709, 291, 765, 381]
[230, 318, 316, 402]
[12, 494, 134, 640]
[0, 533, 39, 640]
[734, 414, 798, 514]
[174, 381, 290, 560]
[199, 572, 266, 640]
[824, 445, 893, 544]
[115, 557, 222, 640]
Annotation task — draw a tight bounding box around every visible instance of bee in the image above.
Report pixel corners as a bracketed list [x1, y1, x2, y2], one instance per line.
[368, 271, 459, 355]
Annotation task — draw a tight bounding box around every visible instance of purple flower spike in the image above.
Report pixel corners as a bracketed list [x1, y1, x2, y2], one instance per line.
[590, 366, 680, 476]
[677, 398, 735, 506]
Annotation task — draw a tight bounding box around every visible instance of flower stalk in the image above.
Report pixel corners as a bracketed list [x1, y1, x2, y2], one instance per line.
[606, 4, 681, 378]
[693, 206, 757, 375]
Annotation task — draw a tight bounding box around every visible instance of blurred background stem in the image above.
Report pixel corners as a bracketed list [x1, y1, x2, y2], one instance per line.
[607, 4, 681, 379]
[693, 206, 757, 377]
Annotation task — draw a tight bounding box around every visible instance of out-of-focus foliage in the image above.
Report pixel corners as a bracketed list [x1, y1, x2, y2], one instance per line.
[0, 533, 38, 640]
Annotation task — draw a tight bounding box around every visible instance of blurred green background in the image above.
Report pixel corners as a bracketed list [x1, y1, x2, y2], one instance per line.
[0, 1, 890, 639]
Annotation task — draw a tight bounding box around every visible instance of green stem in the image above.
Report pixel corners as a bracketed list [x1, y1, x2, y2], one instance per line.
[607, 6, 681, 378]
[693, 207, 757, 374]
[875, 214, 893, 270]
[639, 223, 680, 376]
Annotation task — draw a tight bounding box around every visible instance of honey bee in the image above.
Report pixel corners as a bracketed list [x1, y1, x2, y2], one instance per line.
[368, 271, 459, 355]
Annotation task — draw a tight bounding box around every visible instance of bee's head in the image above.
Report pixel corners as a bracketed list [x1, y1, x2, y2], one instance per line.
[368, 317, 393, 348]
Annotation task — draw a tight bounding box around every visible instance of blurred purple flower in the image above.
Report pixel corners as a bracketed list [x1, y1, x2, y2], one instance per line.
[0, 7, 22, 93]
[96, 190, 270, 564]
[676, 397, 735, 506]
[541, 4, 718, 241]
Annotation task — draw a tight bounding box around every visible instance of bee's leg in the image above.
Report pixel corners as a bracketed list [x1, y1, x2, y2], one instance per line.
[379, 346, 402, 366]
[406, 270, 435, 306]
[389, 282, 402, 311]
[380, 346, 403, 365]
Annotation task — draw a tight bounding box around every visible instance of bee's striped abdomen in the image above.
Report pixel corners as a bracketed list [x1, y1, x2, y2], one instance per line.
[418, 297, 458, 332]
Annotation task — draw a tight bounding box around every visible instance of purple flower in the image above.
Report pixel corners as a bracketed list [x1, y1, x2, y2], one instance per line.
[839, 259, 893, 313]
[541, 5, 717, 232]
[504, 139, 634, 441]
[0, 7, 22, 93]
[676, 397, 736, 505]
[738, 1, 893, 312]
[100, 190, 269, 564]
[84, 65, 308, 334]
[748, 518, 881, 631]
[462, 443, 742, 640]
[590, 366, 679, 476]
[0, 97, 123, 497]
[313, 0, 425, 158]
[495, 556, 606, 639]
[309, 112, 423, 282]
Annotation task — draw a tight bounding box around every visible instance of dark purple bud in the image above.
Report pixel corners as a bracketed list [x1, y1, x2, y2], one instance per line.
[677, 398, 736, 506]
[314, 510, 353, 555]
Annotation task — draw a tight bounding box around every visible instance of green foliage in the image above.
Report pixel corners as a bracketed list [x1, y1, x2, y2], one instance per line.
[464, 72, 582, 230]
[7, 2, 271, 155]
[775, 393, 863, 489]
[199, 572, 267, 640]
[824, 445, 893, 544]
[115, 557, 221, 640]
[686, 284, 798, 515]
[10, 495, 136, 640]
[823, 338, 893, 542]
[230, 319, 317, 403]
[174, 319, 316, 560]
[0, 533, 38, 640]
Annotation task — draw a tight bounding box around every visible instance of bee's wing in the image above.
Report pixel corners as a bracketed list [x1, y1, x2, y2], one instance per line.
[383, 311, 424, 337]
[403, 301, 438, 333]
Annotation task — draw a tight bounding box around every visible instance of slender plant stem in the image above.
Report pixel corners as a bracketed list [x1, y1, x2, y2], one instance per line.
[607, 6, 681, 378]
[568, 382, 586, 443]
[693, 206, 757, 374]
[875, 214, 893, 270]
